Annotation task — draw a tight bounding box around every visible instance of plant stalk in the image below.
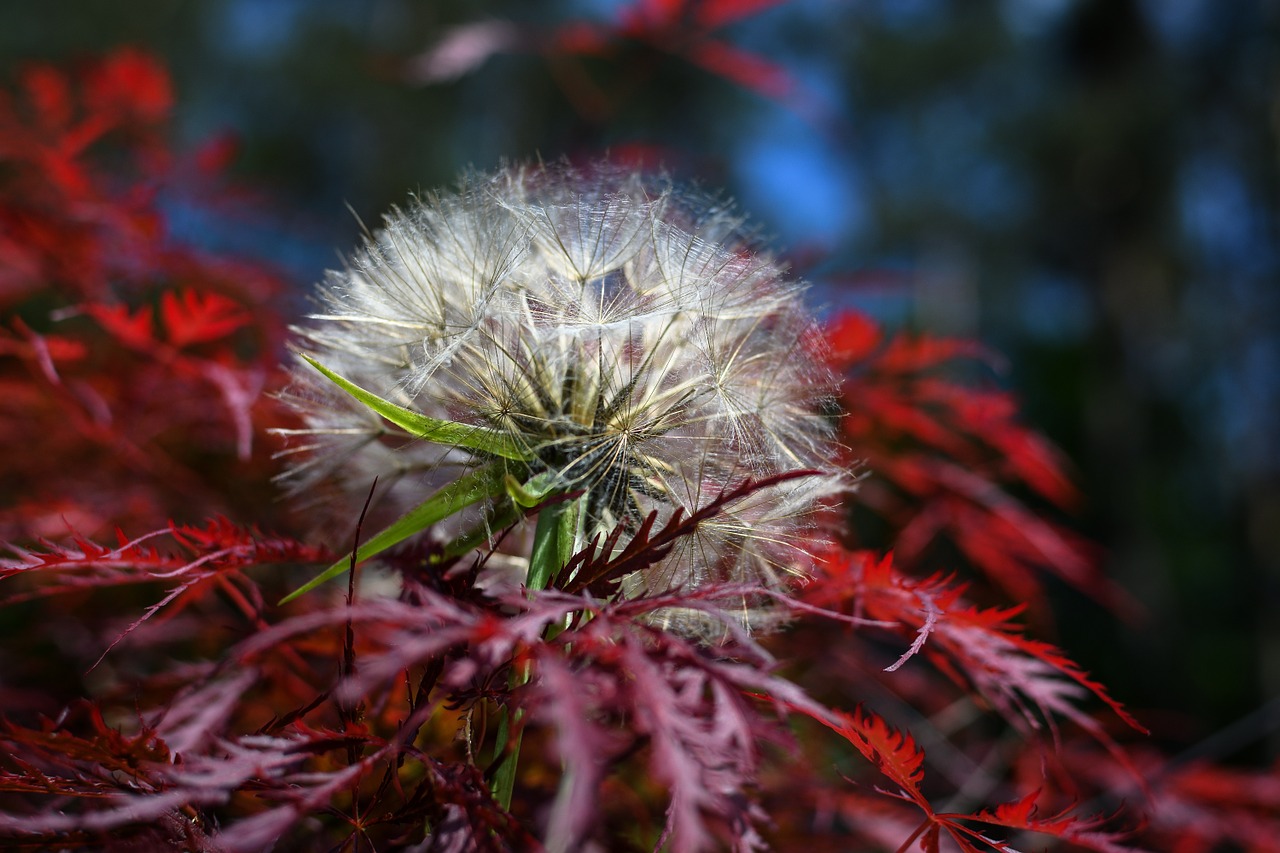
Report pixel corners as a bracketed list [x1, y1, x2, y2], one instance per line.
[490, 496, 580, 810]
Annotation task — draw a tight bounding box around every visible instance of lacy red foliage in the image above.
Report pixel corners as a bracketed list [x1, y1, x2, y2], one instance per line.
[553, 0, 800, 103]
[1030, 740, 1280, 853]
[807, 551, 1145, 742]
[785, 703, 1133, 853]
[1, 48, 1275, 853]
[826, 310, 1132, 619]
[0, 49, 295, 542]
[409, 0, 823, 125]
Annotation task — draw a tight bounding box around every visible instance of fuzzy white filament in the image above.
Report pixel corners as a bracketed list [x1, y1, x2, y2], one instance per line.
[276, 162, 841, 626]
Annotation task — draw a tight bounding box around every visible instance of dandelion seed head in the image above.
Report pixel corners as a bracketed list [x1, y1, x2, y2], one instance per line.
[277, 161, 843, 627]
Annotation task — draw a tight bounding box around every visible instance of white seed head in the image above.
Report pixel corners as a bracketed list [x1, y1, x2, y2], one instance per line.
[276, 162, 843, 625]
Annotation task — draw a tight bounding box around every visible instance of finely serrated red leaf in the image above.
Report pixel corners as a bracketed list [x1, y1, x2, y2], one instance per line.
[1, 518, 329, 588]
[939, 789, 1138, 853]
[808, 550, 1147, 749]
[563, 470, 820, 595]
[785, 700, 1139, 852]
[84, 300, 156, 348]
[1, 520, 332, 669]
[160, 289, 251, 348]
[536, 654, 622, 851]
[832, 706, 928, 807]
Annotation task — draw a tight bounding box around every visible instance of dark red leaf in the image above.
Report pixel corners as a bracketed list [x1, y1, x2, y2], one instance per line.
[159, 290, 252, 348]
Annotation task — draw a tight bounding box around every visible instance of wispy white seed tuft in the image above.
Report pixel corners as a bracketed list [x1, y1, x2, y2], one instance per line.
[275, 161, 844, 628]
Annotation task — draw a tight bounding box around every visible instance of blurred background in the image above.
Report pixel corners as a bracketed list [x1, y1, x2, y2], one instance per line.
[2, 0, 1276, 762]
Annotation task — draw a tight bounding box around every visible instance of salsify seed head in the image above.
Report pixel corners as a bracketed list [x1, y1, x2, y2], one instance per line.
[276, 161, 843, 625]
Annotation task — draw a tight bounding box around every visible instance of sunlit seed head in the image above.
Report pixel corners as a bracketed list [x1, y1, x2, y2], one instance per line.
[275, 161, 844, 619]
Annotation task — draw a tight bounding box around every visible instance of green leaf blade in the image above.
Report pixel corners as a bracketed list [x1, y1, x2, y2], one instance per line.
[278, 462, 510, 604]
[299, 354, 531, 461]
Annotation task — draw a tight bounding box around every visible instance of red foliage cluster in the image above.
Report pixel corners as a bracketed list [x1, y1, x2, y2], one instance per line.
[409, 0, 825, 126]
[0, 49, 294, 542]
[1, 46, 1275, 852]
[826, 311, 1130, 619]
[548, 0, 802, 105]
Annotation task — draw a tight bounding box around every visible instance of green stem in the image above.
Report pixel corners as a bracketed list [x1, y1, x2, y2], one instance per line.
[490, 496, 580, 810]
[525, 498, 577, 591]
